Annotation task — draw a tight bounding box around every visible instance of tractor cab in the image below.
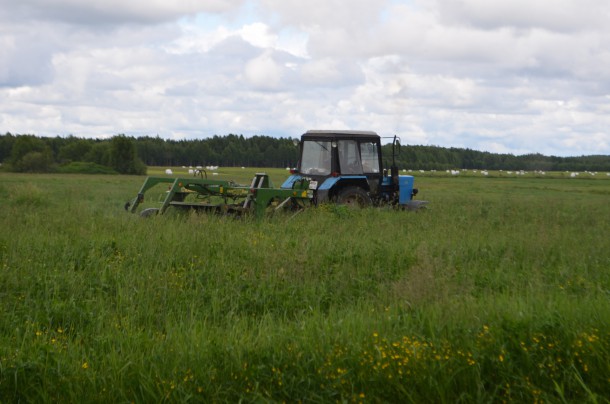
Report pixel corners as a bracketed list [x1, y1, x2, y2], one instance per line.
[299, 130, 382, 177]
[282, 130, 412, 207]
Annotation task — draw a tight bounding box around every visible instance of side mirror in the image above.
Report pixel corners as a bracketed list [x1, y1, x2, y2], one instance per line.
[292, 138, 300, 147]
[394, 135, 401, 155]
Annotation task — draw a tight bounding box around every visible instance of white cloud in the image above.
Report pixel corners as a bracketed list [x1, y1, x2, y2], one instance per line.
[1, 0, 609, 156]
[259, 0, 387, 29]
[0, 0, 246, 25]
[239, 22, 276, 48]
[244, 51, 283, 90]
[299, 58, 364, 87]
[434, 0, 610, 33]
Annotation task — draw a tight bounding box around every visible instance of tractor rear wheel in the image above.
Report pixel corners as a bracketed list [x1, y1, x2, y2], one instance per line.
[336, 186, 371, 208]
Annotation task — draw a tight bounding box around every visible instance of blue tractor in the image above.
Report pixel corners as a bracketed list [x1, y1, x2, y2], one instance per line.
[281, 130, 427, 210]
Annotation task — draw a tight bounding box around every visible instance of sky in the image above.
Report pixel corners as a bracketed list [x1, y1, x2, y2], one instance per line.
[1, 0, 610, 157]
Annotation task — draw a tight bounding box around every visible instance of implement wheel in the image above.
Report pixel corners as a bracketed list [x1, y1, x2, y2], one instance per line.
[140, 208, 160, 218]
[336, 186, 371, 208]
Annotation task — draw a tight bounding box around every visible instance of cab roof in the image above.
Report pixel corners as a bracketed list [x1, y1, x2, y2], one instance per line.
[301, 130, 380, 141]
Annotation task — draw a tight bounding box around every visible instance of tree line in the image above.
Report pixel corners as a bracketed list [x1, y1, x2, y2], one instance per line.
[1, 132, 609, 174]
[0, 133, 146, 174]
[388, 145, 610, 172]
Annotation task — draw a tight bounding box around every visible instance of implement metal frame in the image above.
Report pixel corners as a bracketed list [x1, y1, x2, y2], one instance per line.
[126, 173, 312, 218]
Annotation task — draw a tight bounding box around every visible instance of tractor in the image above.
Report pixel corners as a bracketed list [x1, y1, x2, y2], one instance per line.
[125, 130, 426, 218]
[282, 130, 427, 210]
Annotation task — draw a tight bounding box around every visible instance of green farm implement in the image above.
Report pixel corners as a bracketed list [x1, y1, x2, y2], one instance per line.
[125, 172, 313, 218]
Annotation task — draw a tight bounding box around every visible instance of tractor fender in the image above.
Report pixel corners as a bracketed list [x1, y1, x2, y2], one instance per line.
[319, 176, 369, 190]
[280, 174, 302, 189]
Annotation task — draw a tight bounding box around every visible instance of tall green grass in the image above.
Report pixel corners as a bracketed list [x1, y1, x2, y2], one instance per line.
[0, 172, 609, 402]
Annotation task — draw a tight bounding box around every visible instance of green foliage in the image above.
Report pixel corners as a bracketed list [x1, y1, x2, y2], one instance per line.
[57, 162, 118, 174]
[84, 142, 111, 167]
[15, 151, 56, 173]
[8, 135, 56, 172]
[57, 138, 92, 163]
[134, 134, 299, 168]
[383, 144, 610, 171]
[0, 132, 15, 163]
[109, 135, 146, 175]
[0, 172, 609, 402]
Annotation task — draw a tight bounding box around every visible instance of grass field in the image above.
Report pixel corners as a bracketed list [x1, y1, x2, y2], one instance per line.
[0, 169, 609, 402]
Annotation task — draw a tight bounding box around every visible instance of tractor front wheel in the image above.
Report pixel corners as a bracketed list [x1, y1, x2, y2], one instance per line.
[336, 186, 371, 208]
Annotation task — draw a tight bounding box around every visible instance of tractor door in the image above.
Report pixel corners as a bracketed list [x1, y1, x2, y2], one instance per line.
[335, 139, 383, 195]
[358, 140, 382, 194]
[337, 140, 363, 175]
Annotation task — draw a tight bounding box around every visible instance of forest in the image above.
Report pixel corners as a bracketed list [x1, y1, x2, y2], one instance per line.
[1, 132, 609, 173]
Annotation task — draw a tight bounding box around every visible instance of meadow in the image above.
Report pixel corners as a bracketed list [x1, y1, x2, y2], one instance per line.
[0, 168, 609, 402]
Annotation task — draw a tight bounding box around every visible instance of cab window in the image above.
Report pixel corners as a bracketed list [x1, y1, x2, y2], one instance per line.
[360, 142, 380, 173]
[338, 140, 363, 175]
[300, 140, 331, 175]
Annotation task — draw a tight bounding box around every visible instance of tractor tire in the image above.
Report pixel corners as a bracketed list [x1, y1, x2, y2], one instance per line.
[336, 186, 371, 208]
